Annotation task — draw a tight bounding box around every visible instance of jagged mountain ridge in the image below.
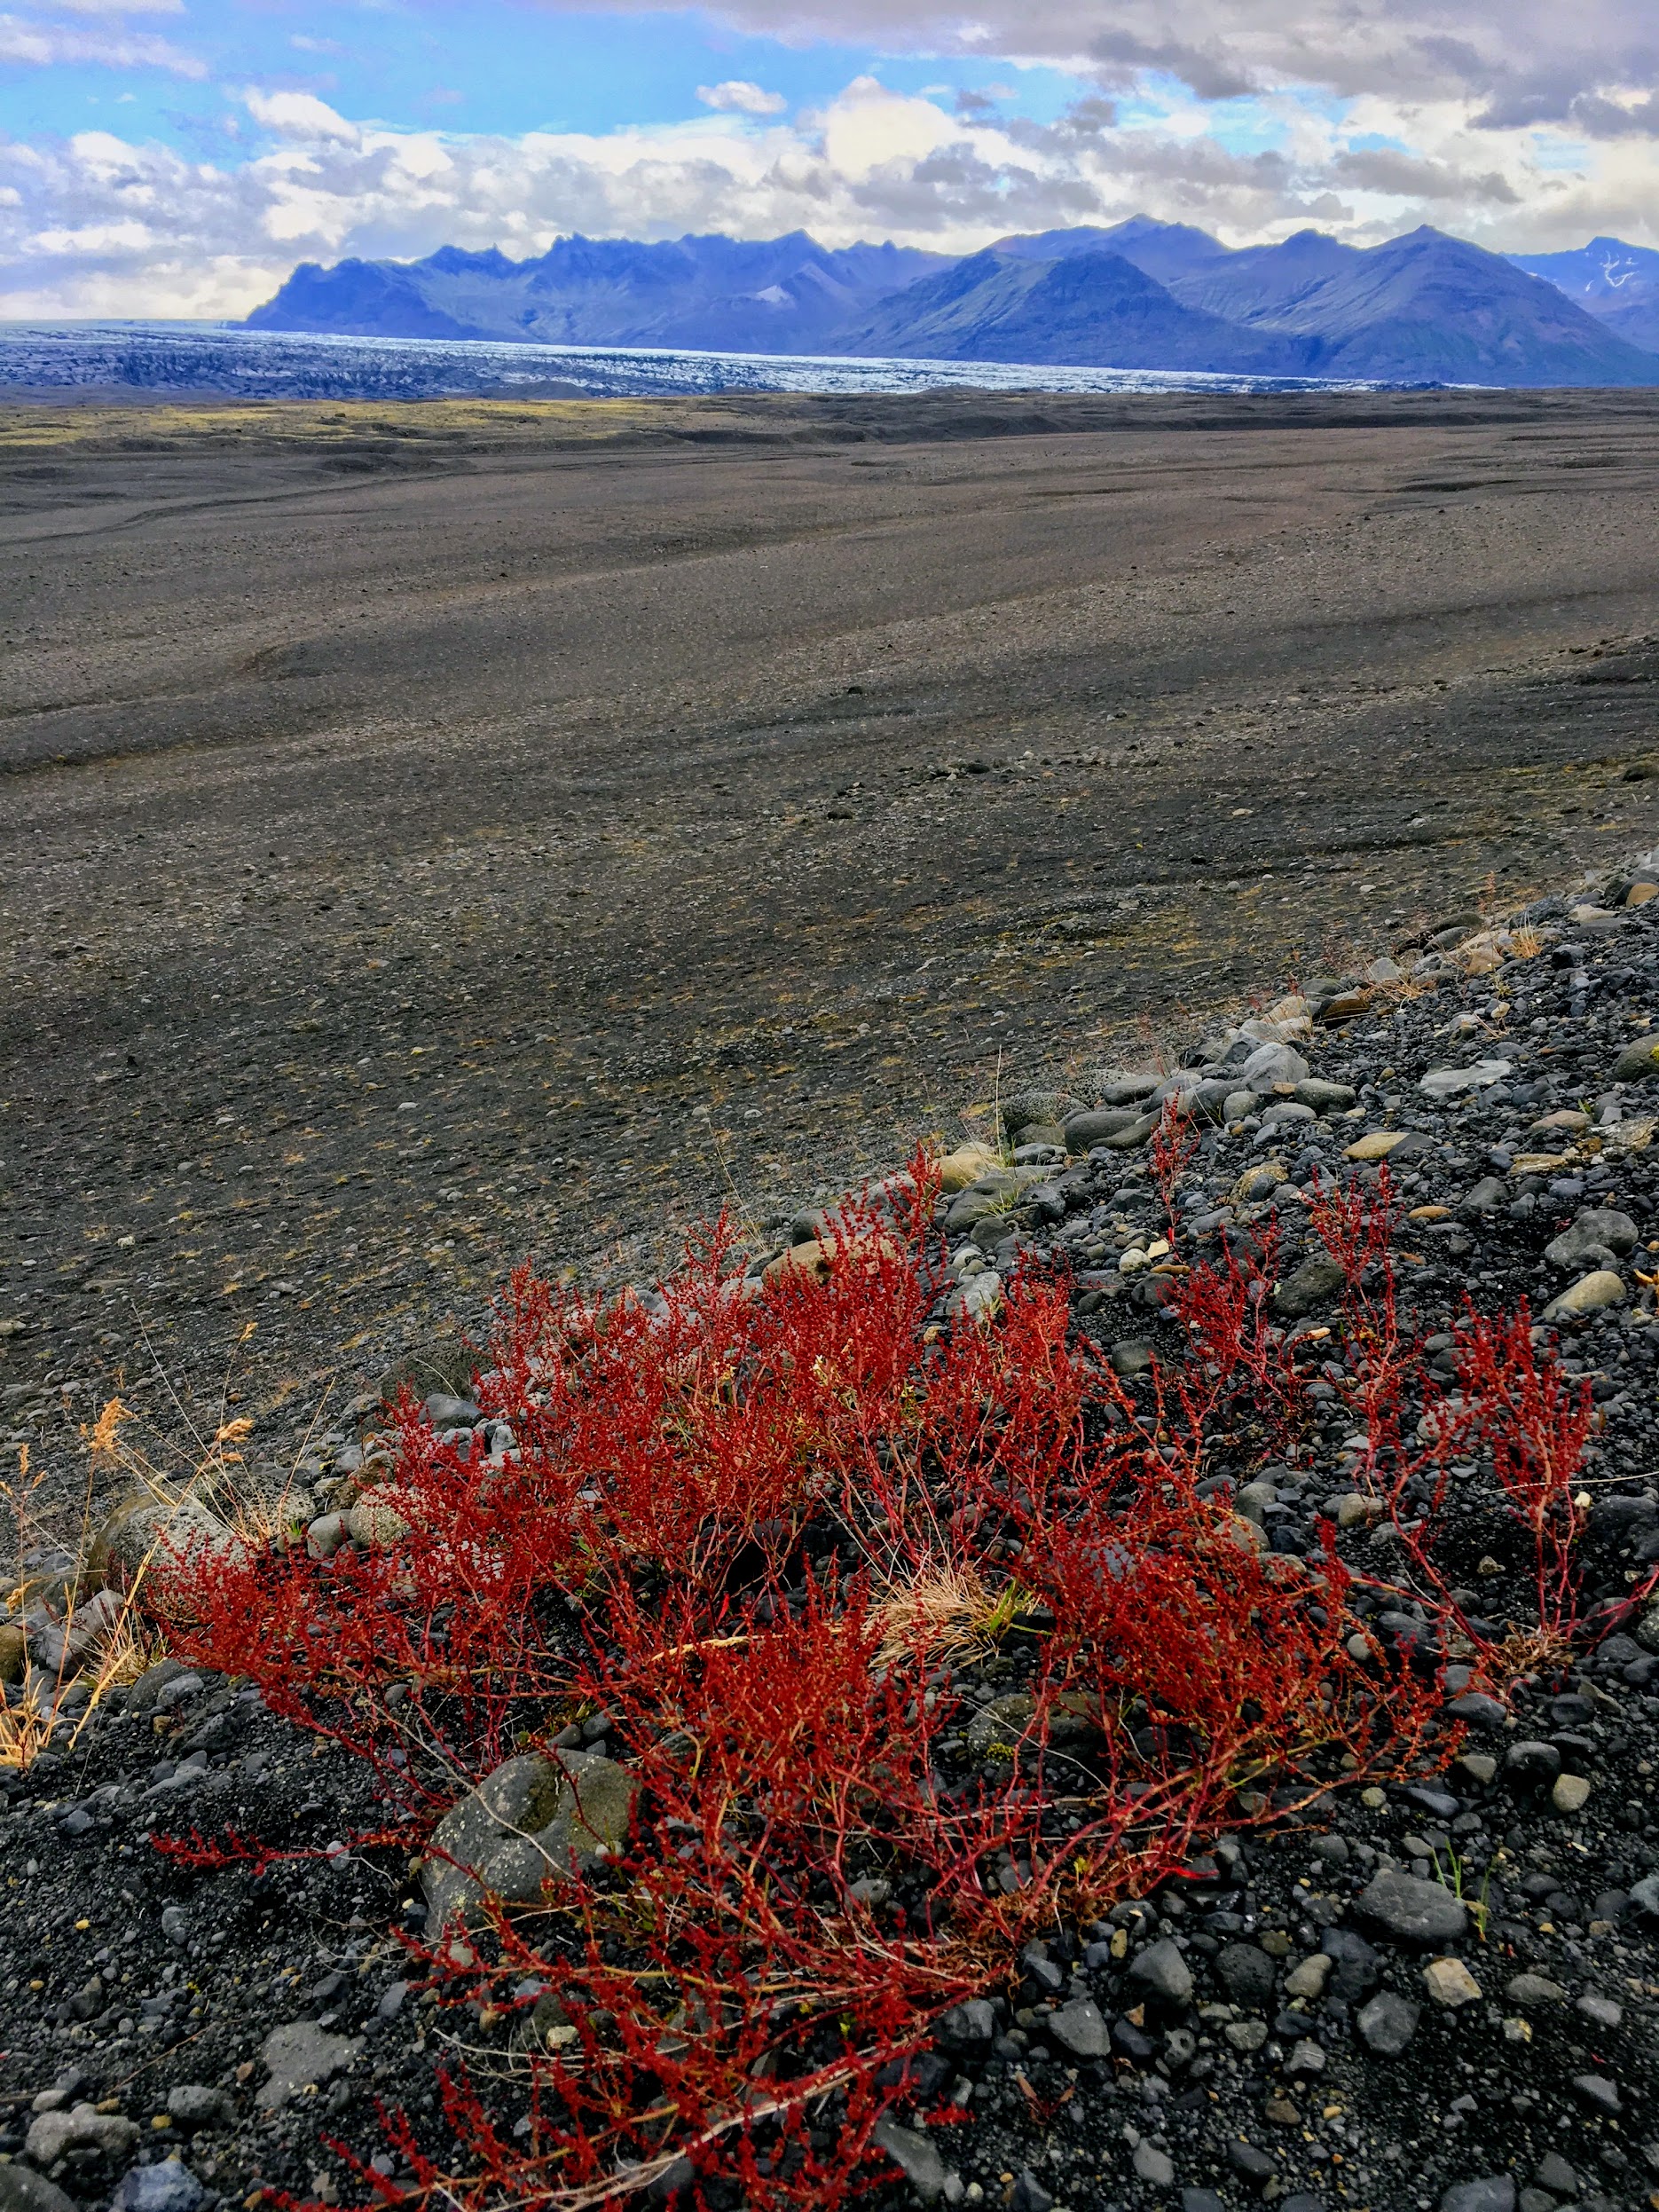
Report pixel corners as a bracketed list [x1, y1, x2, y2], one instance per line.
[245, 217, 1659, 387]
[246, 232, 953, 356]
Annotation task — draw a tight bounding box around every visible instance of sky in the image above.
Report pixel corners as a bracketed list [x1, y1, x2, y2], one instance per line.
[4, 0, 1659, 319]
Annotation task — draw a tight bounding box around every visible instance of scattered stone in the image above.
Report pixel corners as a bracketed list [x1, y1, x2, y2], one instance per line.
[1542, 1269, 1626, 1320]
[1215, 1941, 1277, 2010]
[1356, 1992, 1419, 2055]
[256, 2020, 364, 2110]
[423, 1749, 637, 1925]
[1345, 1130, 1414, 1162]
[1272, 1256, 1347, 1319]
[1283, 1954, 1332, 2001]
[1047, 1998, 1112, 2060]
[1354, 1868, 1468, 1946]
[1551, 1772, 1592, 1814]
[0, 2170, 80, 2212]
[1128, 1937, 1193, 2008]
[1440, 2181, 1516, 2212]
[871, 2120, 948, 2203]
[1423, 1956, 1482, 2008]
[1503, 1973, 1566, 2006]
[1545, 1207, 1639, 1268]
[1570, 2072, 1622, 2117]
[24, 2106, 139, 2165]
[1132, 2141, 1176, 2188]
[165, 2085, 231, 2130]
[111, 2161, 206, 2212]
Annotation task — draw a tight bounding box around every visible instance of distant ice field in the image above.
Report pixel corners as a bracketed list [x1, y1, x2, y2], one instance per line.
[0, 320, 1392, 402]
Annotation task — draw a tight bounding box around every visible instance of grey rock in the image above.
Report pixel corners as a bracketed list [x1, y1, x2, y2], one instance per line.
[871, 2120, 947, 2203]
[1576, 1991, 1622, 2029]
[1419, 1059, 1513, 1098]
[1629, 1871, 1659, 1917]
[1294, 1078, 1356, 1113]
[256, 2020, 363, 2110]
[94, 1492, 245, 1590]
[1503, 1973, 1566, 2006]
[1239, 1042, 1311, 1093]
[1444, 1692, 1508, 1730]
[1094, 1111, 1158, 1152]
[25, 2106, 139, 2165]
[424, 1393, 482, 1427]
[1064, 1108, 1144, 1151]
[112, 2161, 206, 2212]
[1099, 1074, 1161, 1106]
[1318, 1928, 1380, 2002]
[164, 2085, 230, 2129]
[1505, 1739, 1562, 1787]
[1545, 1208, 1639, 1269]
[1002, 1090, 1085, 1139]
[152, 1672, 204, 1715]
[1440, 2182, 1515, 2212]
[1214, 1942, 1277, 2010]
[1354, 1867, 1468, 1945]
[125, 1657, 187, 1713]
[424, 1749, 636, 1925]
[1611, 1037, 1659, 1082]
[0, 2169, 79, 2212]
[1533, 2154, 1577, 2198]
[1458, 1177, 1509, 1216]
[1128, 1937, 1193, 2009]
[1542, 1269, 1626, 1320]
[1132, 2140, 1176, 2188]
[1571, 2073, 1622, 2117]
[1010, 2171, 1053, 2212]
[1047, 1998, 1112, 2059]
[1272, 1256, 1347, 1319]
[1181, 2195, 1229, 2212]
[1356, 1991, 1419, 2056]
[936, 1997, 995, 2048]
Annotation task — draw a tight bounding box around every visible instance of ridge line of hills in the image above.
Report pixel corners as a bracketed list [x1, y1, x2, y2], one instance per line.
[246, 216, 1659, 389]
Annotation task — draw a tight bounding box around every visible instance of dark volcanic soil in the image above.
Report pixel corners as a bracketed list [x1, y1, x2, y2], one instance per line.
[7, 387, 1659, 1459]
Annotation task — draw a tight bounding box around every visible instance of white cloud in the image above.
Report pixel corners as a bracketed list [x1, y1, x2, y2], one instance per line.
[0, 9, 203, 70]
[43, 0, 185, 13]
[6, 63, 1659, 320]
[242, 90, 363, 145]
[696, 79, 787, 115]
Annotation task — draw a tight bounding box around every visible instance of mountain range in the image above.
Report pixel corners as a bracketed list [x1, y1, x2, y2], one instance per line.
[245, 217, 1659, 388]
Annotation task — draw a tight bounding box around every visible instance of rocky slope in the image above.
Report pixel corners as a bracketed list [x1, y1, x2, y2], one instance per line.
[4, 859, 1659, 2212]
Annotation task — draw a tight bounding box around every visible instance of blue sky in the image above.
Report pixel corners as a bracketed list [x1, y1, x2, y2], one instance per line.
[2, 0, 1655, 317]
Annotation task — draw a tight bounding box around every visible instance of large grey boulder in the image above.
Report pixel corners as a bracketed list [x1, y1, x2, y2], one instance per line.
[423, 1749, 636, 1925]
[1354, 1867, 1468, 1946]
[1545, 1207, 1639, 1270]
[91, 1491, 245, 1593]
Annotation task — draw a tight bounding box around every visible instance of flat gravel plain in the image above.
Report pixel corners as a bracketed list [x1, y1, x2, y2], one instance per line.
[6, 386, 1659, 1460]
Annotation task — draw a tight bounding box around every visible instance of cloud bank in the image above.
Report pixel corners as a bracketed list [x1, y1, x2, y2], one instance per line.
[4, 1, 1659, 317]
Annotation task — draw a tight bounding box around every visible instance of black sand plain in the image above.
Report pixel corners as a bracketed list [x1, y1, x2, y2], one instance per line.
[6, 385, 1659, 1453]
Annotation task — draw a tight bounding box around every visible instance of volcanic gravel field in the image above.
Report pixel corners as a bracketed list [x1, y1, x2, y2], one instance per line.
[4, 390, 1659, 1449]
[7, 388, 1659, 2212]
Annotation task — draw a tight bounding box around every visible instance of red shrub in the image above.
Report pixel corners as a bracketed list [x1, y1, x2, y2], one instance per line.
[148, 1163, 1586, 2212]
